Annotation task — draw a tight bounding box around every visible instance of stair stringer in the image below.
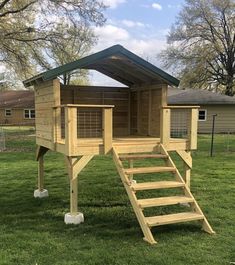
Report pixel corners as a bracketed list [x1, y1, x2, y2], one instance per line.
[112, 147, 157, 244]
[159, 144, 215, 234]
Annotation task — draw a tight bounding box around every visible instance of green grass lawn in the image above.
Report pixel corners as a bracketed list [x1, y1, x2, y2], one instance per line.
[0, 131, 234, 265]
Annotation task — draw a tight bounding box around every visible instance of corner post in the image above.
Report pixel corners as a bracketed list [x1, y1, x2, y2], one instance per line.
[160, 108, 171, 148]
[65, 106, 77, 156]
[188, 108, 198, 150]
[103, 107, 113, 154]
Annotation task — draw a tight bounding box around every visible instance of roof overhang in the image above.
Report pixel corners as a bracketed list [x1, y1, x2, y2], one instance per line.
[23, 45, 180, 88]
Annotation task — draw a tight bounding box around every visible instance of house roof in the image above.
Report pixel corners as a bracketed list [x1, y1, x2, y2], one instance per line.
[0, 90, 35, 108]
[23, 45, 180, 87]
[168, 88, 235, 105]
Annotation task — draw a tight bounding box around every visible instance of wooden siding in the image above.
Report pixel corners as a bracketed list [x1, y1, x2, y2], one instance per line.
[60, 85, 130, 137]
[35, 79, 60, 149]
[0, 108, 35, 125]
[132, 84, 167, 137]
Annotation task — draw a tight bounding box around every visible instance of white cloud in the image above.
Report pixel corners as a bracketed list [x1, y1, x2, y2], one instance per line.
[152, 3, 162, 10]
[102, 0, 126, 9]
[94, 25, 129, 41]
[121, 19, 145, 28]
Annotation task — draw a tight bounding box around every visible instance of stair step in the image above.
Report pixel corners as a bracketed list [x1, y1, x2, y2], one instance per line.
[131, 181, 184, 191]
[146, 212, 204, 227]
[138, 196, 194, 208]
[125, 166, 176, 175]
[119, 154, 168, 160]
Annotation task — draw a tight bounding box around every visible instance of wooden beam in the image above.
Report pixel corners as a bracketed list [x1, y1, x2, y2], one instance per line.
[176, 150, 192, 168]
[35, 145, 49, 161]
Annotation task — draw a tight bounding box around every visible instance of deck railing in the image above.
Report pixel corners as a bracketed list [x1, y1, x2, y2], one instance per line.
[160, 106, 200, 150]
[53, 104, 114, 155]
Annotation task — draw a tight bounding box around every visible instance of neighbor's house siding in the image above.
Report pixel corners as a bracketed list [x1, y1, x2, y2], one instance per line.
[169, 104, 235, 134]
[0, 108, 35, 125]
[197, 105, 235, 133]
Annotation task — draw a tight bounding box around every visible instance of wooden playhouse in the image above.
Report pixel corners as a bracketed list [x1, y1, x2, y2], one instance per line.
[23, 45, 214, 244]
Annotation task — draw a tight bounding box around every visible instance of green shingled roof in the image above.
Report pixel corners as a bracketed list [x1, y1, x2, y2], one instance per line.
[23, 45, 180, 87]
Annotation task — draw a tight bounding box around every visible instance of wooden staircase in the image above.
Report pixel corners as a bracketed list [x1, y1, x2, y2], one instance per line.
[112, 144, 215, 244]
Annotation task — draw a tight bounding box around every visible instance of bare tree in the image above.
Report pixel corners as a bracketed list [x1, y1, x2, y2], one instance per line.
[0, 0, 106, 82]
[160, 0, 235, 95]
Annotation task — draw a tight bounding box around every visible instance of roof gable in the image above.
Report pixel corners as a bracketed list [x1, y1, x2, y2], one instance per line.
[23, 45, 180, 87]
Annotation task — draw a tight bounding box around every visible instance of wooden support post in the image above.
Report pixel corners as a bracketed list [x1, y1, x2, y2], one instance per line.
[65, 107, 77, 156]
[70, 177, 78, 215]
[34, 145, 49, 198]
[103, 107, 113, 154]
[65, 155, 94, 216]
[176, 150, 192, 188]
[188, 108, 198, 150]
[160, 108, 171, 147]
[38, 156, 44, 191]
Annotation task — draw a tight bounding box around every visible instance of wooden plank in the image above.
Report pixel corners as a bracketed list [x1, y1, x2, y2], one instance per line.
[119, 154, 167, 160]
[162, 106, 200, 109]
[176, 150, 192, 168]
[131, 181, 184, 191]
[138, 196, 194, 208]
[146, 212, 204, 227]
[124, 166, 176, 175]
[60, 104, 114, 108]
[103, 108, 113, 154]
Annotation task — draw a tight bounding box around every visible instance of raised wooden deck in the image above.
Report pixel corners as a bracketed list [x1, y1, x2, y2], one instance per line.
[52, 136, 188, 156]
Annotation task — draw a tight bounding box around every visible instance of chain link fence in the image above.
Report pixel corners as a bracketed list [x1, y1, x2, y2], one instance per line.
[0, 125, 36, 152]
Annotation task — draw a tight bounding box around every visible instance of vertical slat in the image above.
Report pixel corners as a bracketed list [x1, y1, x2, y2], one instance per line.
[188, 108, 198, 150]
[137, 90, 141, 134]
[148, 89, 152, 135]
[53, 107, 61, 143]
[160, 108, 171, 147]
[65, 107, 77, 156]
[103, 108, 113, 154]
[128, 90, 131, 135]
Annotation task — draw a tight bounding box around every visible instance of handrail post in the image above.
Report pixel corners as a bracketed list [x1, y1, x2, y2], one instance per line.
[160, 108, 171, 147]
[103, 107, 113, 154]
[188, 108, 198, 150]
[65, 106, 77, 156]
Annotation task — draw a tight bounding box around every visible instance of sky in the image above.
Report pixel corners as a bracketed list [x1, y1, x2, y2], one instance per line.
[0, 0, 185, 86]
[90, 0, 185, 85]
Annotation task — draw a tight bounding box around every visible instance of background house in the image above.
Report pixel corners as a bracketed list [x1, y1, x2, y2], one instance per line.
[168, 88, 235, 134]
[0, 90, 35, 125]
